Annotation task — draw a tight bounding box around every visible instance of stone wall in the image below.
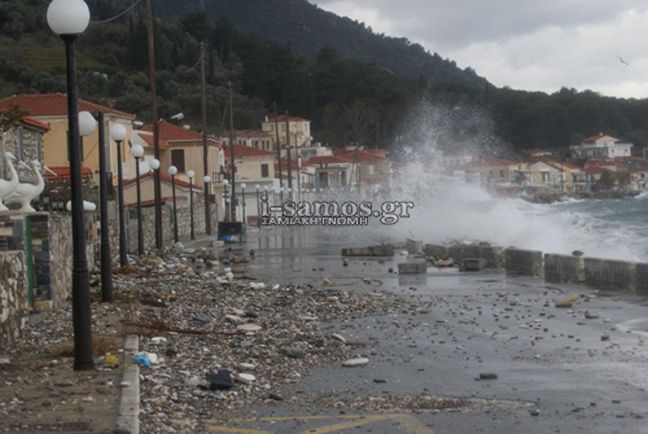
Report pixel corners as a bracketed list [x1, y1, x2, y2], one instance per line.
[446, 244, 504, 269]
[49, 214, 73, 305]
[504, 248, 544, 276]
[0, 251, 27, 348]
[584, 258, 636, 292]
[545, 254, 585, 283]
[636, 263, 648, 295]
[119, 200, 216, 254]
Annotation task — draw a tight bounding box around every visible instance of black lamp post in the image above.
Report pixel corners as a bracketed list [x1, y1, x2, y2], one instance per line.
[203, 175, 212, 233]
[110, 123, 128, 267]
[187, 170, 195, 240]
[47, 0, 94, 371]
[79, 110, 113, 303]
[241, 183, 247, 225]
[255, 185, 260, 227]
[168, 165, 179, 243]
[131, 144, 145, 256]
[223, 179, 230, 222]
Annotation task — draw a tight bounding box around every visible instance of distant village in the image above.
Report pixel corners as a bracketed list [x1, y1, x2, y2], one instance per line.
[446, 134, 648, 200]
[1, 92, 647, 224]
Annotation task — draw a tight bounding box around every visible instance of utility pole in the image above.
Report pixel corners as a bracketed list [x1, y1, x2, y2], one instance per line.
[228, 82, 237, 222]
[146, 0, 163, 249]
[285, 111, 292, 190]
[200, 42, 212, 235]
[273, 103, 283, 199]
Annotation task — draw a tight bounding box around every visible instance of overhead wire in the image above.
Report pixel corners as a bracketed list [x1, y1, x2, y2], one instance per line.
[91, 0, 142, 25]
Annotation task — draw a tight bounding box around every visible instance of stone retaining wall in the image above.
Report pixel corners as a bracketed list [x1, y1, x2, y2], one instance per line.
[446, 244, 504, 269]
[504, 248, 544, 276]
[636, 263, 648, 295]
[545, 254, 585, 283]
[116, 201, 216, 255]
[0, 251, 27, 348]
[584, 258, 636, 292]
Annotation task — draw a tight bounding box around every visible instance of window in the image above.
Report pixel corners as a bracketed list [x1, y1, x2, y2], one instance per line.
[499, 170, 505, 178]
[171, 149, 185, 172]
[261, 163, 269, 178]
[542, 172, 550, 182]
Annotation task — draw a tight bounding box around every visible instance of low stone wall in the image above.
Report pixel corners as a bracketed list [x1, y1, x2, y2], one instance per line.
[504, 248, 543, 276]
[342, 244, 394, 257]
[636, 263, 648, 295]
[124, 201, 216, 254]
[545, 254, 585, 284]
[0, 251, 27, 348]
[423, 244, 448, 258]
[447, 244, 504, 269]
[49, 214, 74, 306]
[584, 258, 636, 292]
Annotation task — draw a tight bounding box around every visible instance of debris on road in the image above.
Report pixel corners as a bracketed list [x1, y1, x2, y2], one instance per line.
[555, 293, 579, 308]
[342, 357, 370, 367]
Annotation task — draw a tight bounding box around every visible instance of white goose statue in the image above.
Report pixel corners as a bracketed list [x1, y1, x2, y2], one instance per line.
[5, 160, 47, 212]
[0, 152, 19, 212]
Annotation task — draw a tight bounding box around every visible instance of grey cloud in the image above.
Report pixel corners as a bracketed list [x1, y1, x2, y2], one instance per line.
[314, 0, 644, 50]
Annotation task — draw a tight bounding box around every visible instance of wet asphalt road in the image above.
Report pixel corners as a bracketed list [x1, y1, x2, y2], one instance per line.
[206, 227, 648, 434]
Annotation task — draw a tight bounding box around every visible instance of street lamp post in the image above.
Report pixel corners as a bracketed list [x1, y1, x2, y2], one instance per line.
[203, 175, 212, 233]
[80, 111, 113, 303]
[131, 144, 145, 256]
[110, 123, 128, 267]
[255, 185, 260, 227]
[47, 0, 94, 371]
[187, 170, 195, 240]
[168, 165, 179, 243]
[223, 179, 230, 222]
[241, 183, 247, 225]
[149, 156, 160, 241]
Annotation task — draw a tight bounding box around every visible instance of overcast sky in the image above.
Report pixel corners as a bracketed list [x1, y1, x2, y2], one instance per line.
[311, 0, 648, 98]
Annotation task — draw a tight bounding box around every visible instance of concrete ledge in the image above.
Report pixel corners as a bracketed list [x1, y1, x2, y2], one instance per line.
[341, 244, 394, 257]
[637, 263, 648, 295]
[505, 248, 543, 276]
[545, 254, 585, 283]
[447, 245, 503, 269]
[115, 334, 140, 434]
[398, 262, 428, 274]
[423, 244, 448, 258]
[584, 258, 636, 292]
[460, 258, 485, 272]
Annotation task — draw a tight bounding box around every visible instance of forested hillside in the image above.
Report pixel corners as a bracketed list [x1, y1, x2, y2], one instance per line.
[1, 0, 648, 153]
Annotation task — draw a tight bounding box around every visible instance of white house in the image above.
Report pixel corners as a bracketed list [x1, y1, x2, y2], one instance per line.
[570, 133, 633, 159]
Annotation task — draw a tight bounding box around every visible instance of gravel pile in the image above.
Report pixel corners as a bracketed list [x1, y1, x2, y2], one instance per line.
[115, 246, 406, 433]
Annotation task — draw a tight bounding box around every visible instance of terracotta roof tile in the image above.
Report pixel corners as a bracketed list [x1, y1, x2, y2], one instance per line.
[19, 115, 49, 131]
[303, 156, 350, 167]
[223, 144, 275, 159]
[43, 166, 93, 181]
[0, 93, 135, 119]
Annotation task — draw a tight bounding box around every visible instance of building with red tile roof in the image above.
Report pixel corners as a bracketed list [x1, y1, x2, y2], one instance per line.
[0, 93, 135, 119]
[571, 132, 633, 159]
[0, 93, 136, 179]
[261, 114, 312, 149]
